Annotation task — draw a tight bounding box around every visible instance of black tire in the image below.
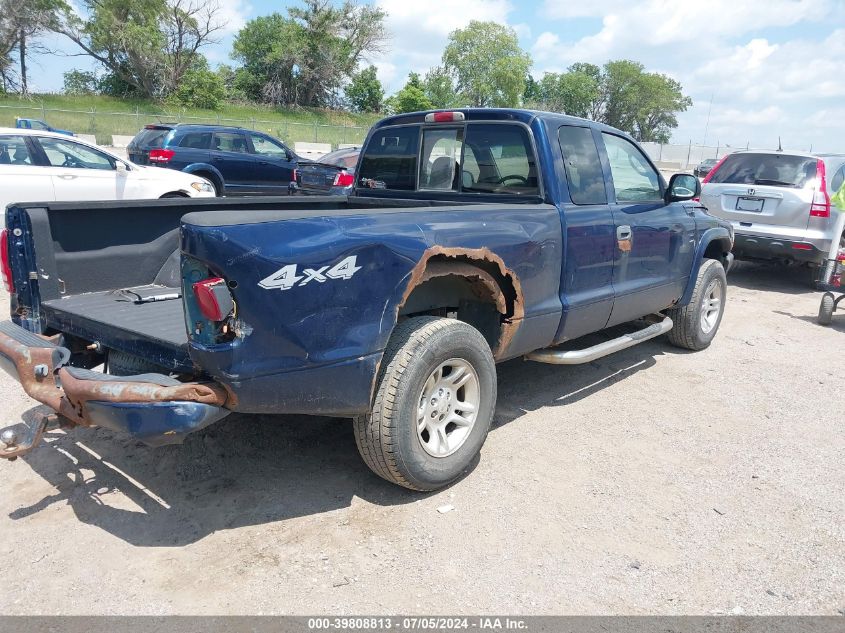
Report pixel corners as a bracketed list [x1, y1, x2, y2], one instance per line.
[108, 350, 169, 376]
[160, 192, 188, 198]
[818, 293, 835, 326]
[354, 317, 497, 491]
[666, 258, 727, 351]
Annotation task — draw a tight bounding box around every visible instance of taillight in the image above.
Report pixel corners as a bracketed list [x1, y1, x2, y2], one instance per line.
[810, 159, 830, 218]
[292, 169, 299, 184]
[192, 277, 234, 322]
[425, 111, 466, 123]
[702, 155, 729, 183]
[792, 243, 813, 251]
[149, 148, 175, 163]
[1, 228, 13, 293]
[333, 171, 355, 187]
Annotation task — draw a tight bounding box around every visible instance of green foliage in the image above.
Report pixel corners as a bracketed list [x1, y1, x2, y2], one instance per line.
[55, 0, 222, 98]
[171, 67, 226, 109]
[232, 0, 387, 108]
[344, 65, 384, 112]
[423, 66, 459, 109]
[441, 21, 531, 107]
[62, 69, 98, 95]
[532, 70, 600, 119]
[385, 73, 433, 114]
[528, 60, 691, 143]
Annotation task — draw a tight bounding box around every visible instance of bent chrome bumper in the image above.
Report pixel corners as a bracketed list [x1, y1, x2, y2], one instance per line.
[0, 320, 230, 458]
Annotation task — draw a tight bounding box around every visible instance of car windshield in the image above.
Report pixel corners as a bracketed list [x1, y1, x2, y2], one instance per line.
[708, 153, 818, 188]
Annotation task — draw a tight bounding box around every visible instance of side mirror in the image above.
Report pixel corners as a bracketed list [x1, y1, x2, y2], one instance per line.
[115, 162, 128, 174]
[666, 173, 700, 203]
[286, 150, 294, 162]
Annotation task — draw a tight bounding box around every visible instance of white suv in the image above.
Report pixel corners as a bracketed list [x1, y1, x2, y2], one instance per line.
[0, 128, 215, 224]
[700, 150, 845, 266]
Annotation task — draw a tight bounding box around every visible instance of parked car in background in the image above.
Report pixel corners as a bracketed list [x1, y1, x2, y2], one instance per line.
[292, 146, 360, 196]
[700, 150, 845, 266]
[694, 158, 719, 178]
[127, 124, 300, 196]
[0, 128, 215, 219]
[15, 117, 74, 136]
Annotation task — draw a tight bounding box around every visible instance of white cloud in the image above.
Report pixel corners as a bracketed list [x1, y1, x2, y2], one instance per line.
[531, 1, 845, 149]
[212, 0, 252, 35]
[373, 0, 514, 90]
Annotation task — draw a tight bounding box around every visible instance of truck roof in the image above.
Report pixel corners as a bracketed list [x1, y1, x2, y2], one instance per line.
[373, 108, 624, 135]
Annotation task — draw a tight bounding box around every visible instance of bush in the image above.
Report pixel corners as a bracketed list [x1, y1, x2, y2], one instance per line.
[63, 70, 98, 96]
[172, 69, 226, 110]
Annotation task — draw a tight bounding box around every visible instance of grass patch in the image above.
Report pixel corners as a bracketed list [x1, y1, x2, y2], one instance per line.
[0, 94, 382, 147]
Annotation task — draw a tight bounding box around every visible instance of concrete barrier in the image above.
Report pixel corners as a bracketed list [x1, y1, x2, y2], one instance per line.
[338, 143, 361, 150]
[294, 141, 332, 160]
[76, 134, 98, 145]
[654, 160, 682, 172]
[111, 135, 134, 148]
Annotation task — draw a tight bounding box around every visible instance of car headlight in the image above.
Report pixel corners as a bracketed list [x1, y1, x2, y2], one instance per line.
[191, 181, 214, 193]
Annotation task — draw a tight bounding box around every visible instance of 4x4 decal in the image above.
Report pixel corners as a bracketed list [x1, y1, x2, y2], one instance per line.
[258, 256, 362, 291]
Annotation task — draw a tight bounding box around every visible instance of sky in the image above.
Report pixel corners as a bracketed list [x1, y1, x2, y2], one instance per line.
[27, 0, 845, 151]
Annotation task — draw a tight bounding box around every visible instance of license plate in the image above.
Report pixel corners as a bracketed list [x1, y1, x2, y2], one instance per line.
[302, 173, 321, 185]
[736, 197, 764, 212]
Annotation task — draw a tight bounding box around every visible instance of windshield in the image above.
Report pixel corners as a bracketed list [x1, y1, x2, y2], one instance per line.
[708, 153, 818, 188]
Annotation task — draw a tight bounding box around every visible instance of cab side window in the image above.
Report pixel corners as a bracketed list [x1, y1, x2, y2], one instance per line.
[461, 124, 539, 195]
[558, 126, 606, 204]
[179, 132, 212, 149]
[249, 133, 289, 158]
[0, 135, 34, 165]
[38, 138, 115, 170]
[213, 132, 248, 153]
[602, 133, 662, 202]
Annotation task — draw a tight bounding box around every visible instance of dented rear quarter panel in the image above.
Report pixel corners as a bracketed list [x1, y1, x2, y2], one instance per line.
[181, 203, 563, 415]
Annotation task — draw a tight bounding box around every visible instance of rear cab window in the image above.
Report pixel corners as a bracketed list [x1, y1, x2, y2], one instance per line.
[708, 153, 818, 188]
[357, 121, 539, 196]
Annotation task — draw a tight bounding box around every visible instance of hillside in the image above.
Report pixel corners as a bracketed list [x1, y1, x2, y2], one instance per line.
[0, 94, 383, 147]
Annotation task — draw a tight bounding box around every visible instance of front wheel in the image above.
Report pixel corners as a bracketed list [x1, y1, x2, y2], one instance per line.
[666, 258, 727, 350]
[354, 317, 497, 491]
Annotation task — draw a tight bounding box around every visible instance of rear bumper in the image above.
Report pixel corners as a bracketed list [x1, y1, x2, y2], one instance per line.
[0, 321, 230, 458]
[732, 233, 827, 265]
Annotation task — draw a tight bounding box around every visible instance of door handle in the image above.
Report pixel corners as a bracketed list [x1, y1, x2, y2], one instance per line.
[617, 225, 632, 253]
[59, 174, 77, 180]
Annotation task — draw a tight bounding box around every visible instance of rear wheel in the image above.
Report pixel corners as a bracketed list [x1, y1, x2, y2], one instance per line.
[354, 317, 497, 491]
[666, 258, 727, 351]
[818, 293, 835, 326]
[160, 192, 187, 199]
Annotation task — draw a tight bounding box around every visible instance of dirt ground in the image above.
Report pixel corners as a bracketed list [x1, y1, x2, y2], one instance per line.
[0, 262, 843, 615]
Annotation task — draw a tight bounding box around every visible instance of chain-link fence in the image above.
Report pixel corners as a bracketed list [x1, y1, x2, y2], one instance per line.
[0, 104, 369, 149]
[641, 140, 814, 171]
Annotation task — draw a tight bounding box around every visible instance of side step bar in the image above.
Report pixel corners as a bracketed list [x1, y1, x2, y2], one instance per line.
[525, 315, 673, 365]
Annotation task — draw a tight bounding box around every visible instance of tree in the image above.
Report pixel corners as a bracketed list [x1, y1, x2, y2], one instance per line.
[423, 66, 458, 109]
[0, 0, 64, 93]
[62, 69, 98, 95]
[54, 0, 223, 98]
[532, 69, 599, 118]
[385, 72, 433, 114]
[345, 65, 383, 112]
[527, 60, 691, 142]
[232, 0, 388, 108]
[441, 21, 531, 108]
[171, 63, 225, 109]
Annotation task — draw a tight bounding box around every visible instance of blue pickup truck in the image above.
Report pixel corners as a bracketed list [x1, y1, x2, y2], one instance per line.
[0, 109, 733, 490]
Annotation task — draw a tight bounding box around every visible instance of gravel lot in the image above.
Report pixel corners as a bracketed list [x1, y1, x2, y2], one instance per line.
[0, 262, 843, 615]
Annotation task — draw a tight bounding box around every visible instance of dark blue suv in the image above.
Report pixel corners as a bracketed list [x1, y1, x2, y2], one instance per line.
[127, 124, 300, 196]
